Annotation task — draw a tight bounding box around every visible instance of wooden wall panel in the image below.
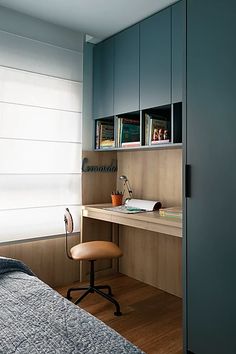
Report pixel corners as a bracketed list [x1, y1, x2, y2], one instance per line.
[117, 148, 182, 296]
[80, 218, 113, 280]
[117, 149, 182, 206]
[119, 226, 182, 297]
[0, 234, 80, 288]
[82, 150, 117, 205]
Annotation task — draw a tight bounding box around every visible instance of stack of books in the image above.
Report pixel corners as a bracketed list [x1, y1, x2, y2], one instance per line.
[118, 117, 140, 148]
[159, 207, 182, 219]
[96, 120, 115, 149]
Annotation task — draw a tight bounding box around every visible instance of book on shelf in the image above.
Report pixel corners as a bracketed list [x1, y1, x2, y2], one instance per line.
[118, 117, 140, 147]
[144, 113, 151, 145]
[95, 121, 100, 148]
[95, 120, 115, 149]
[100, 140, 115, 148]
[159, 206, 182, 218]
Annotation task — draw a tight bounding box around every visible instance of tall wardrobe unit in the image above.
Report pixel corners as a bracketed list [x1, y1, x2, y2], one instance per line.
[185, 0, 236, 353]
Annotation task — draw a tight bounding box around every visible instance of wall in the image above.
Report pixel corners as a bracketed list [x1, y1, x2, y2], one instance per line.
[0, 6, 83, 80]
[82, 42, 94, 151]
[0, 6, 84, 286]
[117, 148, 182, 296]
[117, 149, 182, 205]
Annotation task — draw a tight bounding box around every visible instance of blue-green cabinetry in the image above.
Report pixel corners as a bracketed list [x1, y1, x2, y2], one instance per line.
[92, 4, 184, 120]
[172, 0, 184, 103]
[140, 8, 171, 109]
[93, 38, 114, 119]
[114, 24, 139, 115]
[186, 0, 236, 353]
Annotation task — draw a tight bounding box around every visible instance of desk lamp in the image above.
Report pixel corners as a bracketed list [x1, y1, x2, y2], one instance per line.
[119, 175, 132, 199]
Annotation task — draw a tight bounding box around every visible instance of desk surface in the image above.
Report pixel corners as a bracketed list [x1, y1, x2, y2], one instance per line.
[82, 204, 182, 238]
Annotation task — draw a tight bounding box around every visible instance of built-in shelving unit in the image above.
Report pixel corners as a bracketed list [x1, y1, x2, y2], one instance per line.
[94, 103, 182, 151]
[92, 0, 184, 152]
[93, 1, 184, 151]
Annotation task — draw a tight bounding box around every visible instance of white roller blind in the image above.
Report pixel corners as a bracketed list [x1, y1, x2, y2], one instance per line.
[0, 66, 82, 242]
[0, 206, 81, 242]
[0, 102, 82, 142]
[0, 174, 81, 210]
[0, 139, 81, 174]
[0, 67, 82, 111]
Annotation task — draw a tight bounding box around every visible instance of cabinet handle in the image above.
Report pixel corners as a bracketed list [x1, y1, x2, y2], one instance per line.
[185, 164, 191, 198]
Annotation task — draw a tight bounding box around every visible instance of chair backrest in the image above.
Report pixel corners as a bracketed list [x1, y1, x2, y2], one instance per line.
[64, 208, 74, 233]
[64, 208, 74, 259]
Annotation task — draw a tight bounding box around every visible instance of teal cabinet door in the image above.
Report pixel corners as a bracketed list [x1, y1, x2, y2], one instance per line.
[114, 24, 139, 115]
[93, 38, 114, 119]
[140, 8, 171, 110]
[172, 0, 184, 103]
[186, 0, 236, 353]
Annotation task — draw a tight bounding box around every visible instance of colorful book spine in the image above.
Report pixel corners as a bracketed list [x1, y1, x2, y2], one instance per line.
[95, 120, 114, 149]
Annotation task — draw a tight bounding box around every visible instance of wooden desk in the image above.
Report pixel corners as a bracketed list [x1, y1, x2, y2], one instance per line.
[81, 204, 182, 297]
[82, 204, 182, 238]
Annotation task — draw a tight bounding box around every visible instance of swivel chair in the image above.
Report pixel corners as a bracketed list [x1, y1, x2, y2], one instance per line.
[64, 208, 123, 316]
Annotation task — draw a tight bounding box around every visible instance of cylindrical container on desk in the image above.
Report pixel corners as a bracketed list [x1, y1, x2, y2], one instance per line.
[111, 194, 123, 206]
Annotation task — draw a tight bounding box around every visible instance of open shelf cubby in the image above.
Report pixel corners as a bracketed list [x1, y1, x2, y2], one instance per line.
[94, 103, 182, 151]
[95, 117, 115, 150]
[142, 102, 182, 147]
[116, 110, 141, 148]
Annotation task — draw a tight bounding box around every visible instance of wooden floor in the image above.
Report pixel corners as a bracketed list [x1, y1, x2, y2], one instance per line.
[55, 273, 183, 354]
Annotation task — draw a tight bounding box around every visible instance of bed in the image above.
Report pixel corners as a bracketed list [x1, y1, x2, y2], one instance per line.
[0, 257, 144, 354]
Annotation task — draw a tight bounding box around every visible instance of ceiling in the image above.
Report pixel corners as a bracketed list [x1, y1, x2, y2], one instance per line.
[0, 0, 178, 41]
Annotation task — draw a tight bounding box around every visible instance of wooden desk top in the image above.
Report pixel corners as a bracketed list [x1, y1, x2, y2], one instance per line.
[82, 204, 182, 238]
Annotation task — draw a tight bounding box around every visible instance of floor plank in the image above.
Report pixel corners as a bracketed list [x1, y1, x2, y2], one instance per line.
[55, 273, 183, 354]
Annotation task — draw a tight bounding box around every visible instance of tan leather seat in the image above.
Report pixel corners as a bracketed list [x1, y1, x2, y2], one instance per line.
[71, 241, 123, 261]
[64, 208, 123, 316]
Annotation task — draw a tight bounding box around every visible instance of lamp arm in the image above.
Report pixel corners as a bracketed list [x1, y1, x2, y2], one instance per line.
[124, 180, 132, 198]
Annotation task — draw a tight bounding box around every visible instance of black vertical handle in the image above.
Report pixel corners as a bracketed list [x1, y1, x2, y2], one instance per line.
[185, 164, 191, 198]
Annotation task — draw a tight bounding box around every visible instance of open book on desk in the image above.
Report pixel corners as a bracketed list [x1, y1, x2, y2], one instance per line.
[103, 199, 162, 214]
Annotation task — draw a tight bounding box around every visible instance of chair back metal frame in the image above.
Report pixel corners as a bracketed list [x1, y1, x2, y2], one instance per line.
[64, 208, 73, 260]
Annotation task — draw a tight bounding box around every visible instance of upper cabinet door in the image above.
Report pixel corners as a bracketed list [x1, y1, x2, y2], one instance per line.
[172, 0, 184, 103]
[93, 38, 114, 119]
[114, 24, 139, 115]
[140, 8, 171, 110]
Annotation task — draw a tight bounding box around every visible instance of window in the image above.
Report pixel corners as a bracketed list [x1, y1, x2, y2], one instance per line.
[0, 66, 82, 242]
